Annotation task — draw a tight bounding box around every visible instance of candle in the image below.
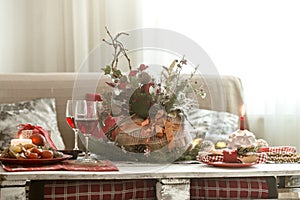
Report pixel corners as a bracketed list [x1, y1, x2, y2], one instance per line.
[11, 135, 32, 146]
[240, 105, 245, 130]
[240, 116, 245, 130]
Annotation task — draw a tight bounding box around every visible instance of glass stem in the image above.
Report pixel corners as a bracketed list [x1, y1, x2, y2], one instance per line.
[73, 129, 79, 150]
[84, 135, 89, 159]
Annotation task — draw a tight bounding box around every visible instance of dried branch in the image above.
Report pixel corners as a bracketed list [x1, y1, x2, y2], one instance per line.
[103, 27, 132, 71]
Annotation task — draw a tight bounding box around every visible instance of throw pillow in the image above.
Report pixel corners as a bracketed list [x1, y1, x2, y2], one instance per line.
[187, 108, 239, 143]
[0, 98, 65, 151]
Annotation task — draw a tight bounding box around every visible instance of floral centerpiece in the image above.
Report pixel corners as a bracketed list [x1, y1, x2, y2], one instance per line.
[97, 27, 206, 157]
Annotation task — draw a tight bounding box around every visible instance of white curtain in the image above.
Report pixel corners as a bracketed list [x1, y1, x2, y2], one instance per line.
[0, 0, 142, 72]
[141, 0, 300, 149]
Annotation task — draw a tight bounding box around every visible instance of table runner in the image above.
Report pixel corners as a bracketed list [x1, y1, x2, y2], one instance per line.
[1, 160, 118, 172]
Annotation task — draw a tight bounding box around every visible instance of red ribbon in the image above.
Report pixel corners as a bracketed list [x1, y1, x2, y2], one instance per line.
[17, 124, 57, 150]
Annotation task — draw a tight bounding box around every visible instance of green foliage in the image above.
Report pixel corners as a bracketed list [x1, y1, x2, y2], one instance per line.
[103, 65, 111, 75]
[112, 68, 123, 79]
[237, 146, 257, 156]
[176, 144, 201, 161]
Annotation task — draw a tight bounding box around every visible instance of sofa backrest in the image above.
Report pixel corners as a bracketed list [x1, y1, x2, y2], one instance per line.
[0, 73, 248, 149]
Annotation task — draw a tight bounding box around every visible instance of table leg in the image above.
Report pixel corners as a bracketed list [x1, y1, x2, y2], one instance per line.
[156, 178, 190, 200]
[0, 180, 27, 200]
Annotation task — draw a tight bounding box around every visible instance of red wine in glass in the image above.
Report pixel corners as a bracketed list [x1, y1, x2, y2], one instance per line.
[66, 100, 80, 150]
[75, 100, 99, 162]
[66, 116, 76, 129]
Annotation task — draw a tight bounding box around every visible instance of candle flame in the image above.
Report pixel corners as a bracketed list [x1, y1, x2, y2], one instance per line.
[241, 104, 246, 116]
[19, 135, 23, 139]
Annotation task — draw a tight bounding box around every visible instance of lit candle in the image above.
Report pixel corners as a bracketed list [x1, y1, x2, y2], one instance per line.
[240, 104, 245, 130]
[11, 135, 32, 146]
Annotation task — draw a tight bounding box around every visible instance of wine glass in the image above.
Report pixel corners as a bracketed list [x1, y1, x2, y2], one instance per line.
[75, 100, 99, 162]
[65, 100, 79, 150]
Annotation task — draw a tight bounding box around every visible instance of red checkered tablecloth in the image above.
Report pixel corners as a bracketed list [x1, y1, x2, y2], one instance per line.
[30, 169, 277, 199]
[40, 178, 275, 200]
[190, 177, 272, 199]
[43, 179, 156, 200]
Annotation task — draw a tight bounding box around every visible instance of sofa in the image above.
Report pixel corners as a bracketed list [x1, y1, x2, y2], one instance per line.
[0, 72, 249, 150]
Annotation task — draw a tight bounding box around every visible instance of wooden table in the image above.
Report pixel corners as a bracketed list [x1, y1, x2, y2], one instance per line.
[1, 162, 300, 200]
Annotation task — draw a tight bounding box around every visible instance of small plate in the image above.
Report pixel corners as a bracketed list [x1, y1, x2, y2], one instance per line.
[206, 161, 256, 168]
[0, 155, 72, 165]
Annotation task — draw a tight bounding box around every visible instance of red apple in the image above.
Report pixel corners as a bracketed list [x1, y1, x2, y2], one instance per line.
[30, 134, 46, 146]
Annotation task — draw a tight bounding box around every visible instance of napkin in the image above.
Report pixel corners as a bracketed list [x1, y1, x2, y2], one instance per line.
[1, 160, 119, 172]
[198, 153, 268, 164]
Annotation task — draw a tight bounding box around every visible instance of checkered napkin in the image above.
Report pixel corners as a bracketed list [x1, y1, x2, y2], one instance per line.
[43, 179, 156, 200]
[190, 177, 269, 199]
[198, 146, 297, 164]
[1, 160, 119, 172]
[198, 153, 268, 164]
[268, 146, 296, 154]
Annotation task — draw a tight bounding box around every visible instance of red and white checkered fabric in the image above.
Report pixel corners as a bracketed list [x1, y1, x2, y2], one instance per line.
[199, 153, 268, 164]
[190, 177, 269, 199]
[43, 180, 156, 200]
[257, 153, 268, 164]
[268, 146, 296, 154]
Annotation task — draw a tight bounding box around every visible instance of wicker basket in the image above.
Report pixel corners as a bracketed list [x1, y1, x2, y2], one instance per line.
[105, 114, 190, 153]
